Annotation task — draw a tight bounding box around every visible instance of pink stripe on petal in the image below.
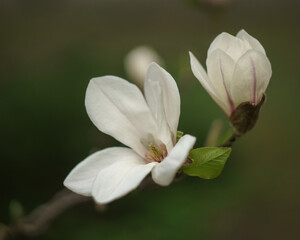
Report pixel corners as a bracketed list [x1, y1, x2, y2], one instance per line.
[219, 58, 235, 114]
[250, 58, 257, 104]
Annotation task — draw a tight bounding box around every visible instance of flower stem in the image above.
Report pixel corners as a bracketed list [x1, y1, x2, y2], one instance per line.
[218, 131, 241, 147]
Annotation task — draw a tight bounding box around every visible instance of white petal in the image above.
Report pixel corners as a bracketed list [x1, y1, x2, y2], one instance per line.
[145, 63, 180, 144]
[189, 51, 230, 116]
[230, 50, 272, 105]
[206, 49, 236, 115]
[64, 147, 142, 196]
[236, 29, 266, 55]
[152, 134, 196, 186]
[144, 77, 173, 151]
[85, 76, 158, 156]
[189, 52, 214, 95]
[92, 152, 157, 204]
[208, 32, 251, 61]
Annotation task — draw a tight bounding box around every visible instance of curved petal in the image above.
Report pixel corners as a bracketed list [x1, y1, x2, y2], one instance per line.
[64, 147, 144, 196]
[189, 51, 214, 95]
[230, 50, 272, 105]
[189, 51, 230, 116]
[92, 154, 157, 204]
[145, 63, 180, 145]
[152, 134, 196, 186]
[144, 77, 173, 151]
[236, 29, 266, 55]
[206, 49, 236, 115]
[208, 32, 250, 61]
[85, 76, 158, 157]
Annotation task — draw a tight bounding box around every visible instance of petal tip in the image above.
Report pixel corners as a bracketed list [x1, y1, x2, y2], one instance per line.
[146, 62, 164, 76]
[189, 51, 201, 66]
[189, 51, 198, 63]
[184, 134, 197, 144]
[237, 29, 247, 36]
[148, 61, 159, 68]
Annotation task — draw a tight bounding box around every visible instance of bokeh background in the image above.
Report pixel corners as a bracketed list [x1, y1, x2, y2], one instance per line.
[1, 0, 299, 239]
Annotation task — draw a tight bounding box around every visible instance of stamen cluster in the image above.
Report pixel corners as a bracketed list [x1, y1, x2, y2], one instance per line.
[145, 143, 168, 163]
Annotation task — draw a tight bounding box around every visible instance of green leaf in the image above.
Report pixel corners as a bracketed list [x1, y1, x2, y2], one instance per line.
[181, 147, 232, 179]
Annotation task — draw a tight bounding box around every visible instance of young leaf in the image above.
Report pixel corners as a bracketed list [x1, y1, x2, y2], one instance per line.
[182, 147, 231, 179]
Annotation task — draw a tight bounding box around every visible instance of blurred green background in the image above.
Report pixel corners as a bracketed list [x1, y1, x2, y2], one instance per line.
[1, 0, 299, 239]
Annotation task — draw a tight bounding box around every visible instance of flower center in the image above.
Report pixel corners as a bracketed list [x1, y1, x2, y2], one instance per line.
[145, 143, 168, 163]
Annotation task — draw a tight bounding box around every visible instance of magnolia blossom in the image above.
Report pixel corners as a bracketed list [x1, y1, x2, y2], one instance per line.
[64, 63, 196, 204]
[124, 46, 164, 88]
[189, 29, 272, 117]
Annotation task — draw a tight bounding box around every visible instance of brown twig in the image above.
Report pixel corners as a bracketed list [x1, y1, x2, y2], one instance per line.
[1, 189, 90, 240]
[1, 178, 160, 240]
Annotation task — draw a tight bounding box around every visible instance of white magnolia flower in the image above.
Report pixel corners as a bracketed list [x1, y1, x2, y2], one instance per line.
[64, 63, 196, 204]
[189, 29, 272, 117]
[124, 45, 164, 88]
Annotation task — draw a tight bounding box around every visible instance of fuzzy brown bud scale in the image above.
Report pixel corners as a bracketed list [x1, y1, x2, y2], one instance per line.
[230, 94, 266, 135]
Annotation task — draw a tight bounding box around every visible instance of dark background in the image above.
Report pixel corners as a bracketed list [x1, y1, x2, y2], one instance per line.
[1, 0, 299, 239]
